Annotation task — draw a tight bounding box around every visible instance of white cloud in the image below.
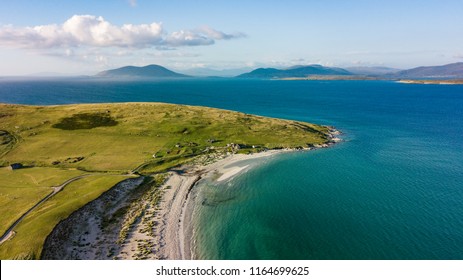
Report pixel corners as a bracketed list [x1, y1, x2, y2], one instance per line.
[0, 15, 244, 49]
[196, 26, 246, 40]
[165, 30, 214, 46]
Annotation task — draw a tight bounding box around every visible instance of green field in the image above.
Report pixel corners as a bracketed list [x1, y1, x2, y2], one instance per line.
[0, 175, 129, 259]
[0, 167, 85, 235]
[0, 102, 330, 259]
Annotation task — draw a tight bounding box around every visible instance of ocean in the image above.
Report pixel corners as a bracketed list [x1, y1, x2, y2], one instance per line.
[1, 78, 462, 259]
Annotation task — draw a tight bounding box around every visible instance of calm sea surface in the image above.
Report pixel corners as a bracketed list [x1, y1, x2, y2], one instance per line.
[1, 78, 462, 259]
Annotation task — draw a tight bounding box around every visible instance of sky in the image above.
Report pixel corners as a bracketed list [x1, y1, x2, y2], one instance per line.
[0, 0, 462, 75]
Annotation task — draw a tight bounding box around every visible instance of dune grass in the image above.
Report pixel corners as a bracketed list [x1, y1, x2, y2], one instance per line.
[0, 102, 330, 259]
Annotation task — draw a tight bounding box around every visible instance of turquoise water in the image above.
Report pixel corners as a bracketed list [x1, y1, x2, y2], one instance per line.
[1, 78, 462, 259]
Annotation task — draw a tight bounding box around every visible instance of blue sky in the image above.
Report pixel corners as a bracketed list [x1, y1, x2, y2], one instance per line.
[0, 0, 462, 75]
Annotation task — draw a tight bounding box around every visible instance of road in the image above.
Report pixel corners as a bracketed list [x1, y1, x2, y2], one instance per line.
[0, 174, 91, 244]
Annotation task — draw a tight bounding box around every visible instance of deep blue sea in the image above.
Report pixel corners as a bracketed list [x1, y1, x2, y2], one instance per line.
[1, 78, 462, 259]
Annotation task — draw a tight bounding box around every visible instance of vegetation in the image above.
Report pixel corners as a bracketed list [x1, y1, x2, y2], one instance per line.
[51, 112, 118, 130]
[0, 175, 127, 259]
[0, 167, 85, 235]
[0, 102, 330, 259]
[117, 174, 166, 245]
[0, 130, 17, 157]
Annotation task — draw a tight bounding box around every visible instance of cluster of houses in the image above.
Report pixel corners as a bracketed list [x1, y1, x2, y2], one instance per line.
[226, 143, 242, 151]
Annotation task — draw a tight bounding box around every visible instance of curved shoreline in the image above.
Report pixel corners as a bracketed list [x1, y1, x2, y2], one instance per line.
[40, 129, 341, 259]
[160, 143, 342, 259]
[159, 150, 285, 259]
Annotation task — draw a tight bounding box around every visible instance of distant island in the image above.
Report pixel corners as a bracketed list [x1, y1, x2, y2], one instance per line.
[390, 62, 463, 79]
[236, 62, 463, 80]
[236, 64, 352, 78]
[97, 64, 189, 78]
[280, 75, 379, 81]
[397, 79, 463, 85]
[94, 62, 463, 81]
[1, 62, 461, 260]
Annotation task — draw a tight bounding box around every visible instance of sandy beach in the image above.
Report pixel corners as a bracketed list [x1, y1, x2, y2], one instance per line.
[41, 138, 341, 259]
[157, 149, 284, 259]
[40, 149, 285, 259]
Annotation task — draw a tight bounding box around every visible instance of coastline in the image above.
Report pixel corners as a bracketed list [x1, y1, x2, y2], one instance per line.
[159, 127, 341, 259]
[397, 79, 463, 85]
[41, 128, 341, 260]
[159, 149, 286, 259]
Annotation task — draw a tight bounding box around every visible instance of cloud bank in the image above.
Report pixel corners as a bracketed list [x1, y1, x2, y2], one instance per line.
[0, 15, 245, 49]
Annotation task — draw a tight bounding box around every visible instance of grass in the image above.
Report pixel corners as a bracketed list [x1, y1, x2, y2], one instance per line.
[0, 102, 330, 259]
[0, 175, 128, 259]
[0, 130, 16, 157]
[0, 167, 85, 235]
[51, 112, 118, 130]
[117, 174, 166, 245]
[0, 103, 329, 173]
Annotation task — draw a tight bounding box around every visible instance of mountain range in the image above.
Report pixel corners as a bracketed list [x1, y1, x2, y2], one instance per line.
[237, 64, 351, 78]
[389, 62, 463, 78]
[96, 62, 463, 79]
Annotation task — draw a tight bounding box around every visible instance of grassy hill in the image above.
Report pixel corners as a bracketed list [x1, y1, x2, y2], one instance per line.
[0, 102, 330, 259]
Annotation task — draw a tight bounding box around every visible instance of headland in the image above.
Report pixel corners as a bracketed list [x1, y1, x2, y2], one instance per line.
[0, 102, 339, 259]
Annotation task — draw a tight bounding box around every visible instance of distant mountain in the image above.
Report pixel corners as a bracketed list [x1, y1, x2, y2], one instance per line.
[237, 65, 352, 78]
[237, 68, 284, 78]
[391, 62, 463, 78]
[346, 66, 401, 76]
[97, 64, 189, 78]
[95, 62, 463, 80]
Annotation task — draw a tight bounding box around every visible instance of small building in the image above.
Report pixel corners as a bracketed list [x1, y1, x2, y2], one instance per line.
[8, 163, 23, 170]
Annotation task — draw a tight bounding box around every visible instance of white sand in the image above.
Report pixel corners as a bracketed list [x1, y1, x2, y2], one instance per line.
[217, 164, 249, 181]
[43, 149, 304, 259]
[157, 150, 283, 259]
[41, 123, 342, 259]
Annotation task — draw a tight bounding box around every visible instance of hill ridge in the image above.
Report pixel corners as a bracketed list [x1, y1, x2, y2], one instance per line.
[97, 64, 189, 78]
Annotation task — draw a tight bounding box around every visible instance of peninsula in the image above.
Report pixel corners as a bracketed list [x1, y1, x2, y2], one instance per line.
[0, 102, 339, 259]
[397, 79, 463, 85]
